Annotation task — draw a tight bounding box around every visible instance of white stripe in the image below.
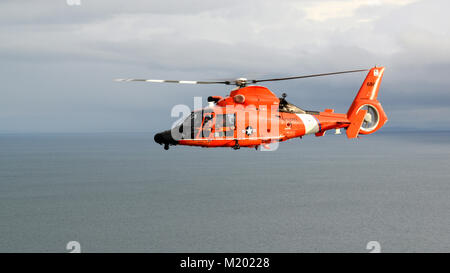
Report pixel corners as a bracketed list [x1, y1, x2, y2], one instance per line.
[145, 79, 165, 83]
[296, 114, 319, 134]
[179, 81, 197, 84]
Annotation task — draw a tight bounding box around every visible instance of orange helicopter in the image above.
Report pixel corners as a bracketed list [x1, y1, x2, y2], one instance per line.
[116, 66, 387, 150]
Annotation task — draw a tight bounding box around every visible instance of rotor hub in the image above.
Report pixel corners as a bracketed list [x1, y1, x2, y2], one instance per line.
[234, 78, 248, 87]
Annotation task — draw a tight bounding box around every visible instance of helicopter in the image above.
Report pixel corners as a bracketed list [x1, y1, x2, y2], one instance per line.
[116, 66, 387, 150]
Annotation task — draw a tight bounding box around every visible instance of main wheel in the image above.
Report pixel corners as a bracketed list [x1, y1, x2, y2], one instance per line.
[233, 141, 240, 150]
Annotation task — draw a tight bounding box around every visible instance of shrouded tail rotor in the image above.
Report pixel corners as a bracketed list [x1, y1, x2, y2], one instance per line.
[360, 104, 380, 133]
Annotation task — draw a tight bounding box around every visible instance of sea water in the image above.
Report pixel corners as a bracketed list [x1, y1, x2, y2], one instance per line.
[0, 131, 449, 252]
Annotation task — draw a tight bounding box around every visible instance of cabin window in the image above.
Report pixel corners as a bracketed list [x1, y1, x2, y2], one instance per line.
[214, 114, 235, 138]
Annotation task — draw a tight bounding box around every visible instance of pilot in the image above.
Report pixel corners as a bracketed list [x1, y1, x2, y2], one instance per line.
[279, 93, 288, 110]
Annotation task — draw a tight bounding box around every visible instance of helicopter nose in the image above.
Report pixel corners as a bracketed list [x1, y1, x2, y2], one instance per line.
[154, 130, 178, 148]
[154, 133, 164, 144]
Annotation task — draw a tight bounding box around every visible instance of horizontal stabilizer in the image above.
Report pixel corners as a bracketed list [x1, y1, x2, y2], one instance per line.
[346, 109, 367, 139]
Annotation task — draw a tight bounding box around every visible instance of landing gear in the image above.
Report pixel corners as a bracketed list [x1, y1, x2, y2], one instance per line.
[164, 144, 169, 150]
[233, 140, 240, 150]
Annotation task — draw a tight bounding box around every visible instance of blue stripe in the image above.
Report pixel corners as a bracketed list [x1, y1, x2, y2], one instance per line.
[312, 115, 322, 132]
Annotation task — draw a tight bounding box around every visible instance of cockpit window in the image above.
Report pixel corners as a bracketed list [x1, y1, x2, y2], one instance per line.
[201, 112, 214, 138]
[176, 109, 212, 139]
[202, 113, 213, 127]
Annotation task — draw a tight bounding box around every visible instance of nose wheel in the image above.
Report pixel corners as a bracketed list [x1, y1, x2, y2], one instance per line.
[164, 144, 169, 150]
[233, 140, 240, 150]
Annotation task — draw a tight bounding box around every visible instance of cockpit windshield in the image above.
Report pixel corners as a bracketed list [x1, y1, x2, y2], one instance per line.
[175, 109, 213, 139]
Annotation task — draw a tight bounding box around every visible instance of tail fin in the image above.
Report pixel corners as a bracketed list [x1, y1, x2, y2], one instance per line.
[346, 67, 388, 139]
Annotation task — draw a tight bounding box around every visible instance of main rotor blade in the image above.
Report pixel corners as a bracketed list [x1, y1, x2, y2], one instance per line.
[251, 69, 368, 84]
[114, 78, 230, 85]
[115, 68, 369, 87]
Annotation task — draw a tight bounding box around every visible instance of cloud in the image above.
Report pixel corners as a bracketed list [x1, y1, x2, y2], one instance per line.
[300, 0, 419, 22]
[0, 0, 449, 132]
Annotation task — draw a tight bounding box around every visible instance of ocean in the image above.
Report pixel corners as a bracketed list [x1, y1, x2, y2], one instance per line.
[0, 131, 449, 252]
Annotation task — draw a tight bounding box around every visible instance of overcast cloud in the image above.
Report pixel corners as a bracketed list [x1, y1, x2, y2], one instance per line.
[0, 0, 449, 132]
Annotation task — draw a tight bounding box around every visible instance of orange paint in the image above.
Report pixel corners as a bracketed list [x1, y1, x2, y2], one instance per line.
[157, 67, 388, 149]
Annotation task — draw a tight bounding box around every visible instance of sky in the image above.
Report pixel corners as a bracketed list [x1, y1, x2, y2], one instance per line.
[0, 0, 449, 133]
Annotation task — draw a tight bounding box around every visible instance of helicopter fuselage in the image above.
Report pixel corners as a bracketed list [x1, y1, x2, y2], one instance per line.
[153, 67, 387, 150]
[155, 86, 351, 149]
